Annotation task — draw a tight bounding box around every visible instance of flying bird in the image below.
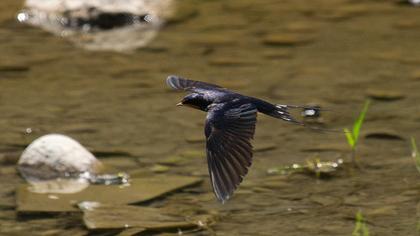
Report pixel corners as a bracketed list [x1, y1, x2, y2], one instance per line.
[167, 75, 314, 203]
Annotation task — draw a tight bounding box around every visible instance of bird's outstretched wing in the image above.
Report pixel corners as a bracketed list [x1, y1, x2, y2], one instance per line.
[205, 102, 257, 203]
[167, 75, 223, 92]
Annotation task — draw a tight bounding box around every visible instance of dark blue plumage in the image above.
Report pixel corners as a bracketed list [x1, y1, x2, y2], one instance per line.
[166, 75, 303, 203]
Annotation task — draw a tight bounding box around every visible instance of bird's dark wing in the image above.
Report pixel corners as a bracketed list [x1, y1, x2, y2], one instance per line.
[205, 102, 257, 203]
[167, 75, 223, 92]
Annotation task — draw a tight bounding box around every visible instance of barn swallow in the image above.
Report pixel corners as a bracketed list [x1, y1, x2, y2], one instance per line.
[167, 75, 313, 203]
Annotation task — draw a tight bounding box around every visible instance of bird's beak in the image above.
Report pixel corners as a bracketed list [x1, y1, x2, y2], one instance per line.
[176, 102, 183, 106]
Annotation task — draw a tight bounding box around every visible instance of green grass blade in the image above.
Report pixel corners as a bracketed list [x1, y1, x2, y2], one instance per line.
[352, 100, 370, 146]
[411, 137, 420, 174]
[344, 128, 355, 148]
[352, 212, 362, 236]
[352, 211, 370, 236]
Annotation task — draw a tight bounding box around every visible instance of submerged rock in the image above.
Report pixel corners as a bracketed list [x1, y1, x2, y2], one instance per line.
[364, 130, 405, 141]
[79, 203, 211, 231]
[16, 176, 202, 213]
[0, 65, 30, 73]
[366, 89, 405, 101]
[262, 33, 314, 47]
[17, 0, 174, 51]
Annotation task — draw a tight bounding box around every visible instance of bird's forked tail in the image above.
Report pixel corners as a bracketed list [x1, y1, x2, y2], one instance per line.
[272, 104, 342, 133]
[270, 104, 306, 125]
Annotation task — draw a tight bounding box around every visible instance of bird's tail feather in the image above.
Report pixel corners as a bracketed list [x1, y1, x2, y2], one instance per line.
[272, 104, 305, 125]
[273, 104, 341, 133]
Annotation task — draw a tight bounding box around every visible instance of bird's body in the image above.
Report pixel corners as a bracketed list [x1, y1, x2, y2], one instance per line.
[167, 75, 303, 203]
[175, 83, 295, 121]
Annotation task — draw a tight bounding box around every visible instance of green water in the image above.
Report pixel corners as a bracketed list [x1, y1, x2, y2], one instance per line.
[1, 0, 420, 235]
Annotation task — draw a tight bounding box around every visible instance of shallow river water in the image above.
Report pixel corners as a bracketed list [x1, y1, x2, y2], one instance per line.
[1, 0, 420, 235]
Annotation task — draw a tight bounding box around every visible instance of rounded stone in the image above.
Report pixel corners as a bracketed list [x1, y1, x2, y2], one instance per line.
[18, 134, 102, 182]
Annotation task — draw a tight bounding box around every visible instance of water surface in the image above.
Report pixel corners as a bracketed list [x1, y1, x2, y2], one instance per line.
[1, 0, 420, 235]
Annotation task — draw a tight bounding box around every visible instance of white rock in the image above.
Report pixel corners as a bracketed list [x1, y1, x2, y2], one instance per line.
[25, 0, 173, 16]
[18, 0, 174, 51]
[18, 134, 101, 182]
[409, 0, 420, 5]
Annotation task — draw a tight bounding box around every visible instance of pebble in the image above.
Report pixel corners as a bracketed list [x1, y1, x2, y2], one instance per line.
[366, 89, 405, 101]
[0, 65, 30, 72]
[364, 130, 405, 140]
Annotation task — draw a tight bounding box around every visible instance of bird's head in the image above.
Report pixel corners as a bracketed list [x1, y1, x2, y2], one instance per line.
[177, 93, 211, 111]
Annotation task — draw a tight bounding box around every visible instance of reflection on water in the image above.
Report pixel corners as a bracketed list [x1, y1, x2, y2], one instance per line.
[27, 178, 89, 193]
[17, 0, 174, 51]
